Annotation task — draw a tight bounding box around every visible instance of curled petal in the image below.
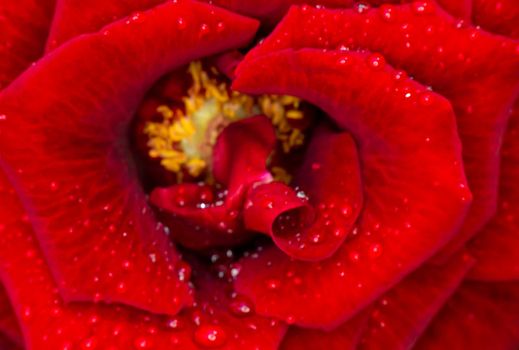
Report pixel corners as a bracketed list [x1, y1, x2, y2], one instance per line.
[0, 171, 287, 349]
[151, 115, 275, 250]
[244, 125, 362, 261]
[0, 0, 55, 88]
[242, 3, 519, 260]
[232, 48, 469, 327]
[0, 1, 259, 314]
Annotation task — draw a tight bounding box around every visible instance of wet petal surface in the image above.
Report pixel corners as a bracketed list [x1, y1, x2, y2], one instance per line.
[232, 47, 469, 327]
[0, 1, 259, 315]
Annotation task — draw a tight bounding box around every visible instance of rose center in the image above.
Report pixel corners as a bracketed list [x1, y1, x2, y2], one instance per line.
[141, 61, 308, 183]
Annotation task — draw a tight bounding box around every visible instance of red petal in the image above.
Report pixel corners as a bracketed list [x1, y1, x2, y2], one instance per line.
[244, 125, 362, 261]
[468, 102, 519, 280]
[0, 285, 22, 347]
[358, 252, 474, 349]
[0, 334, 21, 350]
[47, 0, 164, 50]
[280, 310, 371, 350]
[232, 48, 469, 327]
[472, 0, 519, 39]
[0, 1, 259, 314]
[0, 171, 286, 349]
[150, 115, 275, 250]
[0, 0, 55, 88]
[415, 281, 519, 349]
[242, 3, 519, 260]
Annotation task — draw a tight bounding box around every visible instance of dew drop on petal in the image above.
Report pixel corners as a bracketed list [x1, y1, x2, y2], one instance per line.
[193, 324, 227, 348]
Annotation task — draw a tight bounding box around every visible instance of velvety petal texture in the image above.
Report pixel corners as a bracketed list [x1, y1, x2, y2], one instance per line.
[0, 286, 22, 347]
[0, 0, 55, 88]
[47, 0, 164, 50]
[0, 1, 259, 315]
[468, 103, 519, 280]
[0, 171, 286, 350]
[232, 45, 469, 327]
[357, 253, 474, 349]
[280, 311, 370, 350]
[415, 281, 519, 349]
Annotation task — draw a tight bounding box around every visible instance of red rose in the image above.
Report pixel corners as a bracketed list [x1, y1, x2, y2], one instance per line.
[0, 0, 518, 349]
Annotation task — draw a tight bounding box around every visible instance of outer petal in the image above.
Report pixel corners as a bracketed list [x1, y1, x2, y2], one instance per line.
[278, 252, 473, 349]
[0, 285, 22, 347]
[471, 0, 519, 39]
[415, 281, 519, 349]
[468, 103, 519, 280]
[0, 170, 286, 350]
[280, 310, 371, 350]
[0, 0, 55, 88]
[232, 48, 469, 327]
[241, 4, 519, 259]
[0, 1, 259, 315]
[47, 0, 164, 50]
[357, 253, 474, 349]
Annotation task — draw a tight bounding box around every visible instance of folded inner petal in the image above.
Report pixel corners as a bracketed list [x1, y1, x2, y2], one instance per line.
[244, 125, 363, 261]
[232, 48, 470, 328]
[150, 116, 276, 250]
[241, 4, 519, 259]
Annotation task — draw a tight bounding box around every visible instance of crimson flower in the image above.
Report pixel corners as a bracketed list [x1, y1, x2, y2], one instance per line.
[0, 0, 518, 349]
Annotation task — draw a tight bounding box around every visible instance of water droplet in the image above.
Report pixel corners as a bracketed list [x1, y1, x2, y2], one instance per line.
[369, 243, 383, 258]
[177, 17, 187, 30]
[380, 5, 394, 21]
[193, 324, 227, 348]
[176, 261, 191, 282]
[266, 278, 281, 290]
[199, 23, 210, 37]
[229, 297, 254, 317]
[134, 337, 150, 348]
[367, 53, 385, 69]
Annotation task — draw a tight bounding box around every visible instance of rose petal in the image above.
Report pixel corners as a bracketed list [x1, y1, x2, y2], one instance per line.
[244, 125, 362, 261]
[150, 115, 275, 250]
[468, 102, 519, 280]
[0, 1, 259, 315]
[358, 252, 474, 349]
[232, 48, 470, 327]
[472, 0, 519, 39]
[415, 281, 519, 349]
[0, 334, 21, 350]
[240, 4, 519, 260]
[280, 310, 371, 350]
[0, 171, 286, 349]
[0, 285, 22, 347]
[0, 0, 55, 88]
[47, 0, 164, 50]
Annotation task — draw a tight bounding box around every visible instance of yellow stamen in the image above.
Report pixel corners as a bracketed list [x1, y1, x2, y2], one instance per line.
[143, 61, 307, 180]
[271, 166, 292, 184]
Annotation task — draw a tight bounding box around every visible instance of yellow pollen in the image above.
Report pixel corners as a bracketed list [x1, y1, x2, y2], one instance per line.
[143, 61, 307, 180]
[271, 166, 293, 184]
